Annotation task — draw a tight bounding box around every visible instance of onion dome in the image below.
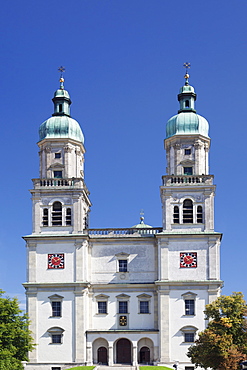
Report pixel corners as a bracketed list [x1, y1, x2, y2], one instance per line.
[166, 71, 209, 138]
[39, 75, 84, 143]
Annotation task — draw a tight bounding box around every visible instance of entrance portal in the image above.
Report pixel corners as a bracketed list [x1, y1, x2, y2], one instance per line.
[139, 346, 150, 364]
[116, 338, 131, 364]
[98, 346, 108, 365]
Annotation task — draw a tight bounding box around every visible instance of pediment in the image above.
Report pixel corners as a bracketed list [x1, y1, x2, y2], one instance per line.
[115, 252, 130, 258]
[180, 159, 194, 166]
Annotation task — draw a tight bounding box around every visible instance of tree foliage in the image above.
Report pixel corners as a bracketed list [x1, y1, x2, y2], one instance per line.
[0, 290, 34, 370]
[187, 292, 247, 370]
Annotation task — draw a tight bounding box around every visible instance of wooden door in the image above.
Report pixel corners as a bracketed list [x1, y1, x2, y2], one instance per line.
[116, 338, 131, 364]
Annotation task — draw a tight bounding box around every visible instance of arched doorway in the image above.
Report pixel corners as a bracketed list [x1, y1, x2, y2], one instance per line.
[116, 338, 131, 364]
[139, 346, 150, 364]
[97, 346, 108, 365]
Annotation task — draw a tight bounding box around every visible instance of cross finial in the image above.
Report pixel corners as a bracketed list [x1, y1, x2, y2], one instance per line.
[140, 209, 144, 223]
[58, 66, 65, 90]
[183, 62, 191, 85]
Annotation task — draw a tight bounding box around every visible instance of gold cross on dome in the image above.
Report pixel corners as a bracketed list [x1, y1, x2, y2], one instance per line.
[58, 66, 65, 74]
[183, 62, 191, 74]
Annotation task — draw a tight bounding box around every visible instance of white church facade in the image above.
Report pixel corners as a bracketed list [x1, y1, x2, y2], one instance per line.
[23, 70, 222, 370]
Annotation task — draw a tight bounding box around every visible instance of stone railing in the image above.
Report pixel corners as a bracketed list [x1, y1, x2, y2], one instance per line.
[162, 175, 214, 186]
[87, 227, 163, 236]
[32, 178, 89, 192]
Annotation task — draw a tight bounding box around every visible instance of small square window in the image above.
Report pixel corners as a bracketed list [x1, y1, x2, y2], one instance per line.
[184, 333, 195, 342]
[119, 260, 127, 272]
[184, 167, 193, 175]
[140, 301, 149, 314]
[54, 171, 62, 178]
[52, 334, 62, 343]
[185, 149, 191, 155]
[119, 301, 128, 314]
[55, 153, 61, 159]
[98, 301, 107, 314]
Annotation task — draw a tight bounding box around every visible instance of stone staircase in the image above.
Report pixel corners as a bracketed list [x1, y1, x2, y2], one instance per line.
[97, 366, 137, 370]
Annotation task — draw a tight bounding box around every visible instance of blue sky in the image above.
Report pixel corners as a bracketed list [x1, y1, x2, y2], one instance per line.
[0, 0, 246, 308]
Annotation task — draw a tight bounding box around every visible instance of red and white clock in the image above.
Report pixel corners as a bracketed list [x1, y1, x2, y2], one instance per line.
[180, 252, 197, 268]
[48, 254, 64, 269]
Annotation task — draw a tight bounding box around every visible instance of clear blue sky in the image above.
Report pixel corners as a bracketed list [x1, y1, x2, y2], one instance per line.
[0, 0, 246, 308]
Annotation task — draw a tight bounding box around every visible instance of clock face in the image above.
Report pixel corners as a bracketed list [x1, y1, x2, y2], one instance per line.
[180, 252, 197, 268]
[48, 254, 64, 269]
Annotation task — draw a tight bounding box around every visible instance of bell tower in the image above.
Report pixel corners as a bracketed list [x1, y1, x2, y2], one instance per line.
[31, 69, 91, 234]
[161, 65, 215, 232]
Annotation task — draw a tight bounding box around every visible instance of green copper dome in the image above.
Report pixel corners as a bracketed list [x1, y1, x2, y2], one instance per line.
[39, 78, 84, 144]
[166, 78, 209, 138]
[39, 115, 84, 143]
[166, 112, 209, 138]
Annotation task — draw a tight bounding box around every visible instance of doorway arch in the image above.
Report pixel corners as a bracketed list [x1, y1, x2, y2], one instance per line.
[97, 346, 108, 365]
[116, 338, 131, 364]
[139, 346, 150, 364]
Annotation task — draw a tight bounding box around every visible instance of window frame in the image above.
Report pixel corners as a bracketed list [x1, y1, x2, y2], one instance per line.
[95, 294, 109, 315]
[116, 293, 130, 329]
[137, 293, 152, 314]
[182, 292, 197, 316]
[47, 326, 64, 345]
[48, 294, 63, 318]
[180, 325, 198, 344]
[183, 199, 193, 223]
[183, 167, 193, 175]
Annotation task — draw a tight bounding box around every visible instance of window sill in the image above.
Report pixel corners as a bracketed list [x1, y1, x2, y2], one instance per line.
[96, 313, 108, 316]
[138, 312, 151, 315]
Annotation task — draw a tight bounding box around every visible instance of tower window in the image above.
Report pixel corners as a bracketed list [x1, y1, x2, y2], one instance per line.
[184, 167, 193, 175]
[118, 260, 127, 272]
[185, 100, 190, 107]
[184, 149, 191, 155]
[66, 208, 71, 225]
[183, 199, 193, 223]
[185, 299, 195, 315]
[197, 206, 203, 223]
[59, 104, 62, 113]
[55, 153, 61, 159]
[43, 208, 48, 227]
[173, 206, 179, 223]
[52, 202, 62, 226]
[52, 301, 61, 317]
[54, 171, 62, 178]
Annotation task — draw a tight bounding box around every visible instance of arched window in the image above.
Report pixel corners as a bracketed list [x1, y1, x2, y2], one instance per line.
[43, 208, 48, 227]
[52, 202, 62, 226]
[185, 100, 190, 107]
[66, 208, 71, 225]
[173, 206, 179, 223]
[183, 199, 193, 223]
[197, 206, 203, 223]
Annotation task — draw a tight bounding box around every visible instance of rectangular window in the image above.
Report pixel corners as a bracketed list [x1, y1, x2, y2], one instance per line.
[52, 368, 61, 370]
[52, 301, 61, 317]
[119, 301, 128, 313]
[184, 167, 193, 175]
[52, 334, 62, 344]
[185, 299, 195, 315]
[140, 301, 149, 314]
[185, 367, 194, 370]
[184, 333, 195, 342]
[55, 153, 61, 158]
[184, 149, 191, 155]
[54, 171, 62, 178]
[98, 301, 107, 314]
[118, 260, 127, 272]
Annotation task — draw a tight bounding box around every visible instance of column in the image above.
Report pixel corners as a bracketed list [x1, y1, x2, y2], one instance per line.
[86, 343, 93, 365]
[74, 290, 85, 363]
[26, 291, 37, 362]
[108, 343, 114, 366]
[132, 341, 138, 366]
[158, 288, 170, 363]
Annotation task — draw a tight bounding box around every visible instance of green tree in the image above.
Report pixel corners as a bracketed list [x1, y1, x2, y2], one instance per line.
[0, 290, 34, 370]
[187, 292, 247, 370]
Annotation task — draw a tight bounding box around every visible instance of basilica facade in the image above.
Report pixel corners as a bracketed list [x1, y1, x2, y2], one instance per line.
[23, 72, 222, 370]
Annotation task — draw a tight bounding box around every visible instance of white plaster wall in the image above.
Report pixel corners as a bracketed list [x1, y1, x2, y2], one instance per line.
[35, 242, 75, 282]
[91, 240, 156, 283]
[169, 289, 208, 362]
[36, 291, 74, 363]
[166, 239, 208, 281]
